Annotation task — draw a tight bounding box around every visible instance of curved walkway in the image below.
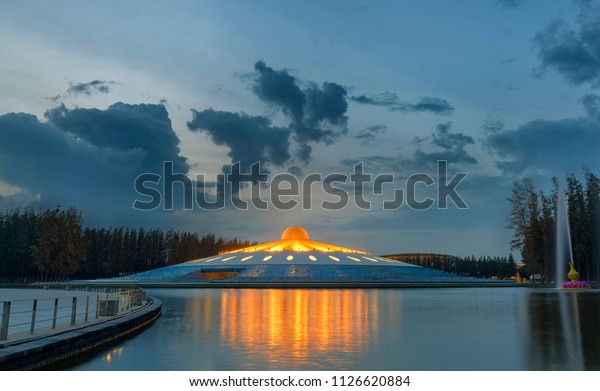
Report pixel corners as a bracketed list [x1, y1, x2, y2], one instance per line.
[0, 294, 161, 370]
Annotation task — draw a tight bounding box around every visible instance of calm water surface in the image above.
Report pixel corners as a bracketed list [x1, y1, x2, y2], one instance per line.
[69, 288, 600, 370]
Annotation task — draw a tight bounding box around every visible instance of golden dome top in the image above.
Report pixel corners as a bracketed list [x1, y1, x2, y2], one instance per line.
[221, 226, 370, 255]
[280, 226, 310, 240]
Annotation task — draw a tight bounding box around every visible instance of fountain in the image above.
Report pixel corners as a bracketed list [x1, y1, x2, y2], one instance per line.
[556, 181, 591, 290]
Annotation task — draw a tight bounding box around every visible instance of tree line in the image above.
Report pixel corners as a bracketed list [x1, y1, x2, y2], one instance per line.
[0, 207, 253, 282]
[507, 169, 600, 282]
[388, 253, 516, 279]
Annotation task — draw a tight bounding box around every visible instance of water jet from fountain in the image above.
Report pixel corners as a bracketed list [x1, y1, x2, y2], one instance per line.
[555, 181, 573, 288]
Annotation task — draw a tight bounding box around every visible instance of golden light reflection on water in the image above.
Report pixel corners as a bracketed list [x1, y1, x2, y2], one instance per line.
[186, 289, 385, 369]
[69, 288, 600, 371]
[101, 347, 124, 364]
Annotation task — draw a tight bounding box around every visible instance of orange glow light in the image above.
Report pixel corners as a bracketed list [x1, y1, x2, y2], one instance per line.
[221, 226, 370, 255]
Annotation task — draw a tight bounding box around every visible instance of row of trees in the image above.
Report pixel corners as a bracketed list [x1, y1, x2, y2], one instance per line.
[78, 228, 253, 279]
[391, 254, 516, 279]
[0, 208, 86, 281]
[507, 170, 600, 282]
[0, 207, 252, 282]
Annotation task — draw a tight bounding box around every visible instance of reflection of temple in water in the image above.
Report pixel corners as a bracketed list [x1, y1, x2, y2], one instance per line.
[525, 291, 600, 370]
[187, 289, 385, 369]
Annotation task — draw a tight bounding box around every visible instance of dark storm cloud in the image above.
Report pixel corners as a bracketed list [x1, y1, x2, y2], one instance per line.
[341, 122, 477, 172]
[486, 117, 600, 175]
[45, 102, 187, 173]
[303, 82, 348, 138]
[187, 108, 291, 170]
[0, 112, 144, 219]
[0, 103, 188, 226]
[350, 92, 454, 115]
[355, 124, 387, 146]
[253, 61, 306, 125]
[533, 2, 600, 86]
[252, 61, 348, 162]
[0, 113, 75, 188]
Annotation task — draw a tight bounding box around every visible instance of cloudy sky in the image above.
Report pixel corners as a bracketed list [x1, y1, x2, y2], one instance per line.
[1, 0, 600, 257]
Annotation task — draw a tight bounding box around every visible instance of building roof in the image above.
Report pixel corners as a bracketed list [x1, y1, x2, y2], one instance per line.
[221, 226, 371, 256]
[107, 226, 494, 285]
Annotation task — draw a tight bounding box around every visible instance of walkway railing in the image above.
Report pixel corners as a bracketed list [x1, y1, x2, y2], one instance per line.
[0, 288, 145, 341]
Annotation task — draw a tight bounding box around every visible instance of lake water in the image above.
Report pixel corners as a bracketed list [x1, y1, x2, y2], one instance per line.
[68, 287, 600, 371]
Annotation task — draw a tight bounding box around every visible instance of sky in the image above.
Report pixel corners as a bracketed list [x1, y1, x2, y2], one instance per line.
[1, 0, 600, 257]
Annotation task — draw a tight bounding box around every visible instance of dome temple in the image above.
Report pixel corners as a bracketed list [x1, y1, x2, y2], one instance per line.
[106, 226, 492, 286]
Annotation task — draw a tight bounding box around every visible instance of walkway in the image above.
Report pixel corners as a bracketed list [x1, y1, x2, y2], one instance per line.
[0, 288, 161, 370]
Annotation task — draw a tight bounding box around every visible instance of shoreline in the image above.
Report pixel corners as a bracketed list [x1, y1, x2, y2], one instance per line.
[41, 281, 522, 289]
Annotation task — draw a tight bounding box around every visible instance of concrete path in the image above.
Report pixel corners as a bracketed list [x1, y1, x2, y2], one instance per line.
[1, 288, 142, 343]
[0, 289, 161, 370]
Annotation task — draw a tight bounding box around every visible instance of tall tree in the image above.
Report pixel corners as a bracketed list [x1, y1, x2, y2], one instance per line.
[567, 173, 591, 280]
[29, 207, 86, 281]
[507, 178, 541, 277]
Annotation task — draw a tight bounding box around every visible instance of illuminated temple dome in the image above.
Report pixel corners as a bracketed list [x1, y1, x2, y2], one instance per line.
[105, 226, 495, 287]
[225, 226, 369, 254]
